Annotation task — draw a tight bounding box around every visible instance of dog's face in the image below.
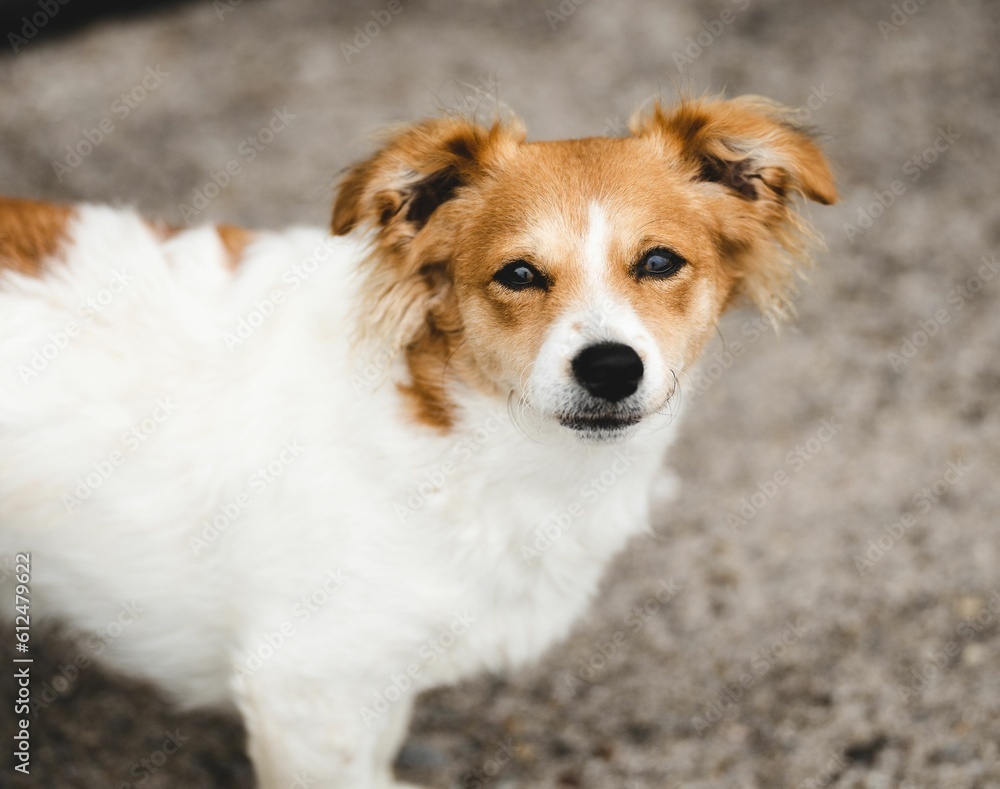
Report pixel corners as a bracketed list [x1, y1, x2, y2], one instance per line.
[449, 138, 737, 438]
[333, 97, 836, 439]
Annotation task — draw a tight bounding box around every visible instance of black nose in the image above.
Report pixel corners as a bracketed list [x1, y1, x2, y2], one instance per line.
[571, 342, 644, 403]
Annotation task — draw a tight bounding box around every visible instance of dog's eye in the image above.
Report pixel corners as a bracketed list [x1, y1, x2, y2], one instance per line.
[637, 248, 686, 279]
[493, 260, 547, 291]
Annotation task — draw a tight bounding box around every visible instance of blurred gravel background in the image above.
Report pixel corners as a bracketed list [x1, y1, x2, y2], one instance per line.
[1, 0, 998, 787]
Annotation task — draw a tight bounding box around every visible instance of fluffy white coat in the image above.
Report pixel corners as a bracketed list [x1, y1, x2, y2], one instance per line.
[0, 205, 677, 788]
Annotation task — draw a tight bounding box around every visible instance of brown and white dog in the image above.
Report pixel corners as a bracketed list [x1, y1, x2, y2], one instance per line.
[0, 95, 835, 788]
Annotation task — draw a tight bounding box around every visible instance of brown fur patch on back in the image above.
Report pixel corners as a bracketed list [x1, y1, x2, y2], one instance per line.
[0, 197, 73, 277]
[216, 224, 253, 269]
[146, 219, 180, 241]
[150, 220, 254, 270]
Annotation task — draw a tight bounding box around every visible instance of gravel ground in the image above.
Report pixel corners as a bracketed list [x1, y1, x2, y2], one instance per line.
[1, 1, 998, 787]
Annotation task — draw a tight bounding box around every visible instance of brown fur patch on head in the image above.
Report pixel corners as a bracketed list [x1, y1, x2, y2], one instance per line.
[0, 196, 73, 278]
[630, 95, 838, 318]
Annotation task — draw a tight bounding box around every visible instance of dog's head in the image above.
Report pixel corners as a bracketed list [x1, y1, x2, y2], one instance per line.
[332, 96, 836, 440]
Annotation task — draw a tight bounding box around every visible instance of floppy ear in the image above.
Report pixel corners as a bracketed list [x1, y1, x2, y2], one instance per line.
[332, 116, 518, 237]
[332, 116, 524, 348]
[631, 96, 837, 317]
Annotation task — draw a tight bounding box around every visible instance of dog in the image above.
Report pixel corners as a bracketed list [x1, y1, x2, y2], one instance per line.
[0, 95, 835, 788]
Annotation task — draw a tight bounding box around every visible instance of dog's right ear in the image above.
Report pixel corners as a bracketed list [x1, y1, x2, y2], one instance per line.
[331, 116, 524, 374]
[331, 116, 524, 244]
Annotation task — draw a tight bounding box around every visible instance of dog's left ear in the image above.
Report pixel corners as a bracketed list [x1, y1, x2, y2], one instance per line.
[631, 96, 837, 315]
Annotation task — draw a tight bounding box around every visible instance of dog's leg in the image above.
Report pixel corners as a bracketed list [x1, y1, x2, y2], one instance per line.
[234, 663, 428, 789]
[373, 693, 426, 789]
